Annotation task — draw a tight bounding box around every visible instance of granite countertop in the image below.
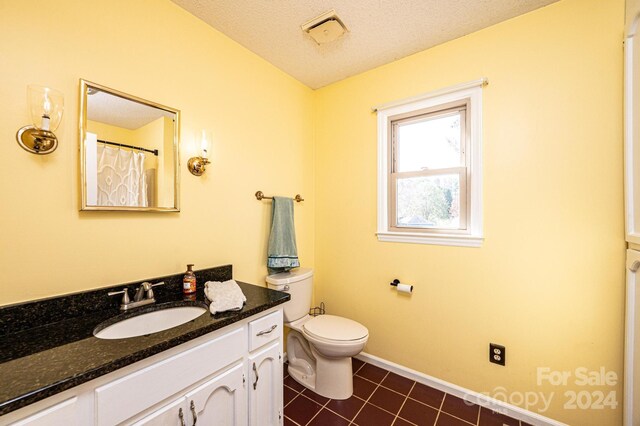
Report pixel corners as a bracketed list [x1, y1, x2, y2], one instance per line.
[0, 265, 290, 416]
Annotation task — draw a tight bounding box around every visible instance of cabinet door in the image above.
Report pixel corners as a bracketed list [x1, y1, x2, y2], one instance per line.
[130, 397, 187, 426]
[248, 342, 282, 426]
[184, 363, 247, 426]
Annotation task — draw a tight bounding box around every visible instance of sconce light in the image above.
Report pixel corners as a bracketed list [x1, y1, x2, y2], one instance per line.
[188, 130, 211, 176]
[16, 85, 64, 155]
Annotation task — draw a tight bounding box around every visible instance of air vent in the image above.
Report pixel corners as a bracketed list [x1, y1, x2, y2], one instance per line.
[301, 10, 348, 45]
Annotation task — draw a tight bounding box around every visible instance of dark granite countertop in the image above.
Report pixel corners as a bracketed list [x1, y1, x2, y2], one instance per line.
[0, 265, 289, 416]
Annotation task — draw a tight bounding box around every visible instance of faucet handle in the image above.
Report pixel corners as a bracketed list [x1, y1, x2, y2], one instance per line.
[108, 288, 130, 305]
[144, 281, 165, 300]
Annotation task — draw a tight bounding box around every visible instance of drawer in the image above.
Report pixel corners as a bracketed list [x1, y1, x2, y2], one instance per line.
[95, 326, 245, 426]
[9, 398, 78, 426]
[248, 310, 282, 351]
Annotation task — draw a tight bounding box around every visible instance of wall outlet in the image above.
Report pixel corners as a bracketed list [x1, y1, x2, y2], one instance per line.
[490, 343, 505, 366]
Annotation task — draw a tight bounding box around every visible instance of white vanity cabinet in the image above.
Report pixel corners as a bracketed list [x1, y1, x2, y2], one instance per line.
[1, 307, 284, 426]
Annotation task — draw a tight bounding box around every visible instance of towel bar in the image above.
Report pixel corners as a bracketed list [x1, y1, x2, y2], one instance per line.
[255, 191, 304, 202]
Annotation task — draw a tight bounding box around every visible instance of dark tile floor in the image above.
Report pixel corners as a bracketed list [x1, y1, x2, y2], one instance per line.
[283, 359, 532, 426]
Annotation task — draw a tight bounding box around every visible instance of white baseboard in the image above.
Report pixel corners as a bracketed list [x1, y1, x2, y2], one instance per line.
[355, 352, 567, 426]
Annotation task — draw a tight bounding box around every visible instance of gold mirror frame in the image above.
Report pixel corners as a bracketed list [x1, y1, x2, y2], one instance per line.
[79, 79, 180, 212]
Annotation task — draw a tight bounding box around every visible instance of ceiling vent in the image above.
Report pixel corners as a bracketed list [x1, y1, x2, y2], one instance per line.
[301, 10, 348, 45]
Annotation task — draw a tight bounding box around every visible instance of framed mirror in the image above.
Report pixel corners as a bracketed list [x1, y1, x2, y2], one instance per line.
[79, 79, 180, 211]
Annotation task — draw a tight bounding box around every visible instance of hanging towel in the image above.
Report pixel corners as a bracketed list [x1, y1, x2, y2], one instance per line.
[267, 196, 300, 273]
[204, 279, 247, 314]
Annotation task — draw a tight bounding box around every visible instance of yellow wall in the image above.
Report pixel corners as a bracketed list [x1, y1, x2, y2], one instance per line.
[132, 117, 164, 171]
[314, 0, 624, 424]
[0, 0, 315, 304]
[87, 120, 135, 146]
[0, 0, 627, 423]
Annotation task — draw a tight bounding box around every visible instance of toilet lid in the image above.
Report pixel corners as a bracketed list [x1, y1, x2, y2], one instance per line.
[303, 315, 368, 341]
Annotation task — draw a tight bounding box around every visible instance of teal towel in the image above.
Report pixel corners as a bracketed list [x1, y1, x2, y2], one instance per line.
[267, 196, 300, 273]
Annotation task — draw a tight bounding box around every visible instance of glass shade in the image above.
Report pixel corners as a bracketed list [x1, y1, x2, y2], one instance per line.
[200, 130, 212, 159]
[28, 85, 64, 132]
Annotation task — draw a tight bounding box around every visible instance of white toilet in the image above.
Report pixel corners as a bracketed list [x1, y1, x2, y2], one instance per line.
[266, 268, 369, 400]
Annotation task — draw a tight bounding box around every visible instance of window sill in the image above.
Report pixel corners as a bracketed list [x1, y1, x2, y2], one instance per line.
[376, 231, 483, 247]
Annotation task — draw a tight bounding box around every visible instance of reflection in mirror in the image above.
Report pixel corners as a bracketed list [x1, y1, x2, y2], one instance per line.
[79, 80, 180, 211]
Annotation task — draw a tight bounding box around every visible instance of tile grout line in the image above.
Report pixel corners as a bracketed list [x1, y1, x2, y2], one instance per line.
[473, 402, 480, 426]
[392, 381, 417, 426]
[349, 369, 389, 425]
[436, 394, 477, 426]
[284, 384, 303, 408]
[286, 362, 521, 426]
[354, 374, 433, 423]
[323, 398, 367, 424]
[301, 392, 331, 426]
[433, 390, 447, 425]
[283, 364, 303, 426]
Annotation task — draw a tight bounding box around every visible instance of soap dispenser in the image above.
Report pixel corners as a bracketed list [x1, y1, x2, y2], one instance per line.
[183, 264, 197, 295]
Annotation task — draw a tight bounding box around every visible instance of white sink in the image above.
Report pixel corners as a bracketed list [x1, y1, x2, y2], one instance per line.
[94, 306, 207, 340]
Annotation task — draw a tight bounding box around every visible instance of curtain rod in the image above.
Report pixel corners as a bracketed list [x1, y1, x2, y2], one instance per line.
[371, 78, 489, 113]
[97, 139, 159, 156]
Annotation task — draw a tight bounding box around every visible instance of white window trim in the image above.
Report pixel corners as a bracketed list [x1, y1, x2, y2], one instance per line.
[376, 79, 485, 247]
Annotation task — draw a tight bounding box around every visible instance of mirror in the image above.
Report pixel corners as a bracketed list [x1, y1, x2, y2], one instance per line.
[79, 80, 180, 211]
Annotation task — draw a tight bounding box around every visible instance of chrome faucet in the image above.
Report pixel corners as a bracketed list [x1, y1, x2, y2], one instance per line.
[109, 281, 165, 311]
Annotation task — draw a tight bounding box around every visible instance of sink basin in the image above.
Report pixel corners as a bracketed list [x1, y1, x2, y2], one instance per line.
[94, 306, 207, 340]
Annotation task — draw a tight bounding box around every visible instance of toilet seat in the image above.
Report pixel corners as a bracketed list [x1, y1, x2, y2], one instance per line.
[303, 315, 368, 343]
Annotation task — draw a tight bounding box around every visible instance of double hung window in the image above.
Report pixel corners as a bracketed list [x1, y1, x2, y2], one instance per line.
[376, 81, 484, 247]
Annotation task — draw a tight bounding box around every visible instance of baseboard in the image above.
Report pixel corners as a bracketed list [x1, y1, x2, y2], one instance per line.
[355, 352, 567, 426]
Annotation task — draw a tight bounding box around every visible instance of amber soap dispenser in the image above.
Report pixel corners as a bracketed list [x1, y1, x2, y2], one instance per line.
[183, 264, 197, 294]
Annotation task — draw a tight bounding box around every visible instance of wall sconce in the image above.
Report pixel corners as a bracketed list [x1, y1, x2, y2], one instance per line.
[188, 130, 211, 176]
[16, 85, 64, 155]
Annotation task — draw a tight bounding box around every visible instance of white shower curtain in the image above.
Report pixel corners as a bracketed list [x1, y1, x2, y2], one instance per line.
[97, 145, 148, 207]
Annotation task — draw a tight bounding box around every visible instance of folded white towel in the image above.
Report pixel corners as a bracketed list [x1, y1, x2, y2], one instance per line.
[204, 279, 247, 314]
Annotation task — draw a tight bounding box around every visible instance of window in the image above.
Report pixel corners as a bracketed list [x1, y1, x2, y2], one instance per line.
[376, 80, 484, 247]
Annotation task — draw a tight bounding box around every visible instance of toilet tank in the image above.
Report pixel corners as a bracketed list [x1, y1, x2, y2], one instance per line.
[266, 268, 313, 322]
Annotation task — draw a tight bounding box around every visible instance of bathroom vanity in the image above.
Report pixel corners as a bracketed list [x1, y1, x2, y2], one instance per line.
[0, 265, 289, 426]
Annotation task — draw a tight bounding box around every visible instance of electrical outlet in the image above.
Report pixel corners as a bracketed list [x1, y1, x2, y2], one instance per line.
[490, 343, 505, 366]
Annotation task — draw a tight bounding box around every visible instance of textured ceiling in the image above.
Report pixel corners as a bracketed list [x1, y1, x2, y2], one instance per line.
[88, 91, 174, 130]
[171, 0, 558, 89]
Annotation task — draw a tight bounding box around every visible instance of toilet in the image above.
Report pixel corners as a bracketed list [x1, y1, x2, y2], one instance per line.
[266, 268, 368, 400]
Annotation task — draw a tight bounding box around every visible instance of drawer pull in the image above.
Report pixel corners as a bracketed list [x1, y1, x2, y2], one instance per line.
[190, 400, 198, 425]
[256, 324, 277, 336]
[179, 408, 186, 426]
[253, 362, 259, 390]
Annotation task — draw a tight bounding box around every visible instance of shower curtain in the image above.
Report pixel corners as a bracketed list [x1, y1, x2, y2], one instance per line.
[97, 145, 148, 207]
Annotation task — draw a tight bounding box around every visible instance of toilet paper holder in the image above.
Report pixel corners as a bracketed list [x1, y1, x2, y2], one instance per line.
[390, 279, 413, 293]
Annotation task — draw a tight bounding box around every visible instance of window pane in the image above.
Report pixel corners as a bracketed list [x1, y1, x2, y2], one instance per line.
[396, 112, 462, 172]
[396, 174, 460, 229]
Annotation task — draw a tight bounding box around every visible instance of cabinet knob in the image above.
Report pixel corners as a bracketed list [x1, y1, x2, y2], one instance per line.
[253, 362, 259, 390]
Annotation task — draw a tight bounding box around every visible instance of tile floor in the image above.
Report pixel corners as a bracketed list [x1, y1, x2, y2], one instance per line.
[283, 359, 532, 426]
